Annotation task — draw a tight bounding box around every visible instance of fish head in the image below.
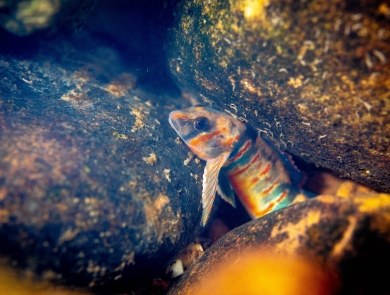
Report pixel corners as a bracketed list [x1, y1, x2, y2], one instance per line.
[169, 106, 246, 160]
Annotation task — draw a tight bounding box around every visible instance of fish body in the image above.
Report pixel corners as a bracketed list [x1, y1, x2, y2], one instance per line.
[169, 106, 307, 225]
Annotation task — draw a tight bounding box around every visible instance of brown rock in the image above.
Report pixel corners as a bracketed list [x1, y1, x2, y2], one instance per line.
[167, 0, 390, 192]
[168, 193, 390, 295]
[0, 33, 203, 292]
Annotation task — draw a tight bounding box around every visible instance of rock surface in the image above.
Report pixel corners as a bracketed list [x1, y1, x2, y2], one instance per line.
[168, 192, 390, 295]
[167, 0, 390, 193]
[0, 33, 203, 292]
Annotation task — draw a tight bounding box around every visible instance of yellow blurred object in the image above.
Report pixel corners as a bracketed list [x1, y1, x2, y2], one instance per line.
[336, 180, 375, 198]
[195, 250, 337, 295]
[0, 263, 90, 295]
[241, 0, 269, 20]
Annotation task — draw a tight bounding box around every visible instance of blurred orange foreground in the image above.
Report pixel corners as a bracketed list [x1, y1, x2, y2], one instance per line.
[195, 250, 338, 295]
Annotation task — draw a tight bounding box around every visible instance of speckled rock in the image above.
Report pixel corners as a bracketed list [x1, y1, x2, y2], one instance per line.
[0, 0, 95, 36]
[168, 192, 390, 295]
[167, 0, 390, 193]
[0, 33, 204, 293]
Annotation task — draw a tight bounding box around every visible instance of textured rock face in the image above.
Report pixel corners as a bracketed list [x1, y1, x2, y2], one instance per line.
[0, 34, 203, 292]
[167, 0, 390, 193]
[168, 192, 390, 295]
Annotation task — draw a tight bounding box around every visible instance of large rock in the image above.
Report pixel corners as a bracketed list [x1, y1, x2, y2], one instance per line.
[167, 0, 390, 193]
[0, 33, 203, 293]
[168, 192, 390, 295]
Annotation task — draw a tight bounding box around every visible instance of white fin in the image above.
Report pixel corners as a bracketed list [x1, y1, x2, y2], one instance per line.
[201, 152, 230, 226]
[216, 168, 236, 208]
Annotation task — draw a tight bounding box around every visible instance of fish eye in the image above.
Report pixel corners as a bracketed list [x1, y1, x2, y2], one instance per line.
[194, 117, 209, 131]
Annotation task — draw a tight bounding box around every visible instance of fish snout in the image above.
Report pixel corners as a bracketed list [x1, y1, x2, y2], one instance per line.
[169, 111, 182, 133]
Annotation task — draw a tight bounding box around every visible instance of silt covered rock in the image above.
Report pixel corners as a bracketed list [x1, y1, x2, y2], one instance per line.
[0, 33, 203, 292]
[168, 192, 390, 294]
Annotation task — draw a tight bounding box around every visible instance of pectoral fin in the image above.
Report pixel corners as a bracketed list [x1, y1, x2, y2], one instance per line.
[217, 168, 236, 208]
[201, 152, 230, 226]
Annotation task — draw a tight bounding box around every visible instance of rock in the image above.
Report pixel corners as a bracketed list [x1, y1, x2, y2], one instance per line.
[166, 242, 204, 278]
[0, 0, 95, 36]
[167, 0, 390, 193]
[0, 32, 204, 293]
[306, 171, 378, 197]
[168, 192, 390, 295]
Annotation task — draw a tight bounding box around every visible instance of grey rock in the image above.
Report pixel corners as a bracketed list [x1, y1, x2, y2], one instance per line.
[0, 33, 203, 292]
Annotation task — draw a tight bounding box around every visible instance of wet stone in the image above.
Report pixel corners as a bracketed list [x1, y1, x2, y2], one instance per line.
[0, 34, 204, 292]
[167, 0, 390, 193]
[168, 192, 390, 295]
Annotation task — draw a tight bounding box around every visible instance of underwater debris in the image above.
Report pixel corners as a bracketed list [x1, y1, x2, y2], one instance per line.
[164, 169, 171, 182]
[130, 107, 146, 132]
[143, 152, 157, 165]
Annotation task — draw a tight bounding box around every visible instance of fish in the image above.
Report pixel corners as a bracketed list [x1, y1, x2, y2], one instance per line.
[169, 105, 310, 226]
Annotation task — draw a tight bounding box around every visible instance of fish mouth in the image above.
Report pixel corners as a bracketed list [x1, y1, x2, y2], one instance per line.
[168, 111, 181, 133]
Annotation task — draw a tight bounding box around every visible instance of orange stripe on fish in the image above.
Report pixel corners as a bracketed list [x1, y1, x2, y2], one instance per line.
[256, 202, 275, 217]
[259, 163, 271, 177]
[254, 190, 288, 217]
[275, 190, 289, 204]
[229, 153, 260, 177]
[250, 153, 261, 165]
[261, 179, 280, 196]
[226, 140, 251, 164]
[189, 130, 221, 146]
[250, 176, 259, 185]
